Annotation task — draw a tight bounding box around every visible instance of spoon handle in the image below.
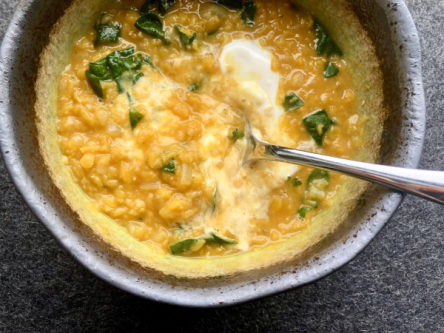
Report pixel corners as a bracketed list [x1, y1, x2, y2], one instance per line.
[246, 136, 444, 205]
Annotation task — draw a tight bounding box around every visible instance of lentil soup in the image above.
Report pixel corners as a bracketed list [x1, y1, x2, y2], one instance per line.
[56, 0, 367, 258]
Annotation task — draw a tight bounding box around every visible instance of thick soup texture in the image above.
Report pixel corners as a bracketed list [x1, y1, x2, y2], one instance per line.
[57, 0, 366, 257]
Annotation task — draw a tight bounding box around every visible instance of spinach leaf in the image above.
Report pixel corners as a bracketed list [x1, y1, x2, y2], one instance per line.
[232, 128, 244, 141]
[140, 0, 156, 15]
[135, 53, 155, 68]
[135, 13, 171, 45]
[89, 58, 111, 80]
[325, 62, 339, 78]
[142, 54, 155, 67]
[85, 58, 111, 98]
[206, 233, 238, 245]
[176, 26, 188, 48]
[127, 92, 134, 104]
[86, 49, 149, 97]
[94, 14, 121, 46]
[170, 232, 237, 254]
[85, 71, 104, 98]
[160, 158, 175, 174]
[303, 110, 333, 145]
[283, 93, 304, 112]
[129, 107, 144, 130]
[298, 206, 312, 218]
[217, 0, 242, 9]
[314, 20, 342, 57]
[188, 83, 200, 91]
[107, 48, 136, 93]
[314, 20, 328, 56]
[175, 26, 197, 49]
[133, 57, 143, 71]
[159, 0, 175, 16]
[107, 47, 135, 77]
[170, 239, 199, 254]
[288, 177, 302, 186]
[188, 32, 197, 45]
[134, 72, 144, 85]
[307, 169, 330, 189]
[241, 0, 256, 28]
[212, 190, 217, 212]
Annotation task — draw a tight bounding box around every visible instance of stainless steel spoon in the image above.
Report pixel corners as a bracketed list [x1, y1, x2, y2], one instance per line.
[242, 122, 444, 205]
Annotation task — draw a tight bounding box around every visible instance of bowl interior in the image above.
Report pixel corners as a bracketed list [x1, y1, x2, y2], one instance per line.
[0, 0, 425, 306]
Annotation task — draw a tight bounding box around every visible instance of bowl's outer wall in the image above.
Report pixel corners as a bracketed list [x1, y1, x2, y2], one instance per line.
[0, 0, 425, 307]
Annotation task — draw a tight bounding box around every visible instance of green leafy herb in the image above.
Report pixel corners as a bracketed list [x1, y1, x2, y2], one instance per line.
[325, 62, 339, 78]
[85, 58, 111, 98]
[138, 217, 143, 221]
[86, 49, 149, 97]
[170, 239, 199, 254]
[107, 48, 135, 77]
[307, 169, 330, 189]
[175, 26, 188, 48]
[241, 0, 256, 28]
[303, 110, 333, 145]
[188, 32, 197, 45]
[129, 107, 144, 130]
[288, 177, 302, 187]
[160, 158, 175, 174]
[127, 92, 134, 104]
[232, 128, 244, 141]
[135, 53, 155, 68]
[140, 0, 156, 15]
[217, 0, 242, 9]
[159, 0, 176, 16]
[207, 29, 218, 36]
[94, 14, 122, 46]
[133, 57, 143, 71]
[283, 93, 304, 112]
[134, 72, 144, 85]
[188, 83, 200, 91]
[298, 206, 312, 218]
[305, 169, 329, 203]
[170, 232, 237, 255]
[135, 13, 171, 45]
[142, 54, 155, 67]
[205, 233, 238, 245]
[314, 20, 342, 57]
[212, 190, 217, 212]
[89, 58, 111, 80]
[85, 71, 104, 98]
[107, 47, 136, 93]
[175, 26, 197, 49]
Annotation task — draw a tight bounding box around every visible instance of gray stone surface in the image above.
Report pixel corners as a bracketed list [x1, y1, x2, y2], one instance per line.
[0, 0, 443, 331]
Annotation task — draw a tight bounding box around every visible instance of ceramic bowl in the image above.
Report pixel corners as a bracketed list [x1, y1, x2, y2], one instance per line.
[0, 0, 425, 306]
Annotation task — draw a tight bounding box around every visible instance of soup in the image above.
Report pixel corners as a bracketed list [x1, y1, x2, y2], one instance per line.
[56, 0, 366, 257]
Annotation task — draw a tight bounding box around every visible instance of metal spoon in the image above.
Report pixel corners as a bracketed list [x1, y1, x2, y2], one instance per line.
[242, 120, 444, 205]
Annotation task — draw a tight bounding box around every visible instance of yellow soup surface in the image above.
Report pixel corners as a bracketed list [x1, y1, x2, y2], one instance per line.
[57, 0, 366, 257]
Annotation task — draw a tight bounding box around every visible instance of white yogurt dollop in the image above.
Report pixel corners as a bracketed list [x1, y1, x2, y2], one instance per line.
[220, 40, 282, 123]
[220, 41, 280, 108]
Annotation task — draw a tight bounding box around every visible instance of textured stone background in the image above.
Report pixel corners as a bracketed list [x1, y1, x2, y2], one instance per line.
[1, 0, 443, 331]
